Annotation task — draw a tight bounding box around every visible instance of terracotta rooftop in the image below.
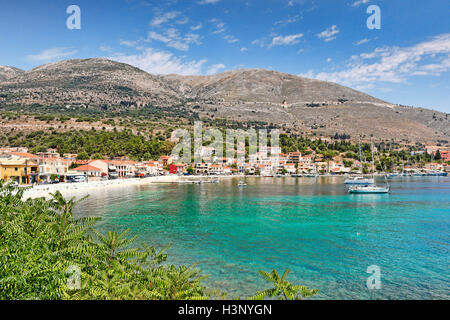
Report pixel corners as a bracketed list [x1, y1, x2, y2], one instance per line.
[73, 164, 102, 171]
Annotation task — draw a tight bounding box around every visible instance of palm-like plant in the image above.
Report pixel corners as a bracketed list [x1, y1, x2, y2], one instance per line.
[249, 269, 318, 300]
[1, 183, 318, 301]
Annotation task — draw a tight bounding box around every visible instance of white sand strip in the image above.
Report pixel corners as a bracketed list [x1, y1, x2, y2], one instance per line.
[22, 175, 181, 200]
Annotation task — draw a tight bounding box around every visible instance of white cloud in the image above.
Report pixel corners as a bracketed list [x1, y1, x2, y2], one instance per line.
[27, 47, 77, 62]
[224, 34, 239, 43]
[327, 58, 332, 63]
[198, 0, 221, 4]
[207, 63, 226, 74]
[270, 33, 303, 47]
[302, 33, 450, 87]
[240, 47, 248, 52]
[317, 25, 339, 42]
[191, 23, 203, 31]
[176, 17, 189, 25]
[146, 28, 201, 51]
[251, 39, 265, 47]
[352, 0, 371, 7]
[119, 39, 139, 47]
[109, 47, 207, 75]
[354, 38, 370, 46]
[210, 19, 226, 34]
[274, 15, 301, 27]
[150, 11, 180, 27]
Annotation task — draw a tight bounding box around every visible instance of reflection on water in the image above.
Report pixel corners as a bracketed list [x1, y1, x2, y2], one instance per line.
[74, 176, 450, 299]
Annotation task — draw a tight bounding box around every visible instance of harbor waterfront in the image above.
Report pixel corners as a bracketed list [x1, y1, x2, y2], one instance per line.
[72, 176, 450, 299]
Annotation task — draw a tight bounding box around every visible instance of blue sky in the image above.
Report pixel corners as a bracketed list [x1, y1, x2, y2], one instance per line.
[1, 0, 449, 112]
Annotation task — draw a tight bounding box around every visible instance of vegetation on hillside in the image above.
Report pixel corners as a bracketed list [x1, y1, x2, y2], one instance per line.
[1, 128, 174, 161]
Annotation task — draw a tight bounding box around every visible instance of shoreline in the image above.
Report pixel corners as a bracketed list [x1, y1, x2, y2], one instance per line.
[21, 175, 235, 200]
[21, 173, 443, 200]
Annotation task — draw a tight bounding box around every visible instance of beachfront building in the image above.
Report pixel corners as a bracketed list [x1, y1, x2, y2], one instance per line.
[38, 157, 70, 182]
[1, 150, 70, 183]
[329, 162, 350, 174]
[169, 163, 187, 175]
[158, 156, 173, 168]
[195, 163, 209, 175]
[73, 164, 102, 179]
[0, 157, 39, 184]
[283, 163, 297, 174]
[109, 160, 138, 178]
[208, 164, 223, 175]
[139, 162, 158, 176]
[87, 160, 110, 176]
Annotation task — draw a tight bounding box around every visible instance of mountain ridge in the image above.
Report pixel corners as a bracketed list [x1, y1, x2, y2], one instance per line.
[0, 58, 448, 144]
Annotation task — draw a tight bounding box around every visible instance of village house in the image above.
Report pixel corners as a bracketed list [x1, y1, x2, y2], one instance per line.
[110, 160, 138, 178]
[87, 160, 110, 176]
[287, 152, 302, 163]
[0, 157, 39, 184]
[73, 164, 103, 179]
[195, 163, 209, 175]
[63, 153, 78, 160]
[169, 163, 187, 175]
[439, 150, 450, 162]
[208, 164, 223, 175]
[283, 163, 297, 174]
[223, 166, 232, 175]
[158, 155, 173, 168]
[36, 149, 60, 159]
[144, 162, 159, 176]
[38, 157, 70, 182]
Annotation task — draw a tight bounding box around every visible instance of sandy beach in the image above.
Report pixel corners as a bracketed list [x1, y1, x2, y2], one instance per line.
[21, 175, 237, 200]
[22, 175, 182, 200]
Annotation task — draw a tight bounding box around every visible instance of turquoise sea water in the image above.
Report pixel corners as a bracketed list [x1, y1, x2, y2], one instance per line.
[74, 176, 450, 299]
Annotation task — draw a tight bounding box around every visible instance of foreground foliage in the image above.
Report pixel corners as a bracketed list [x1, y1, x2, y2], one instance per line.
[249, 269, 318, 300]
[0, 181, 317, 300]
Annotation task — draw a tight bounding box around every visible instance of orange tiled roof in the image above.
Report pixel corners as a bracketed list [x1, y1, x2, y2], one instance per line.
[10, 151, 41, 159]
[73, 164, 102, 171]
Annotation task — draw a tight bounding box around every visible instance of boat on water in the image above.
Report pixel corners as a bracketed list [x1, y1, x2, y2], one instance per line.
[344, 176, 375, 185]
[304, 173, 318, 177]
[237, 181, 247, 187]
[349, 185, 389, 194]
[345, 137, 374, 185]
[425, 171, 448, 176]
[348, 139, 390, 194]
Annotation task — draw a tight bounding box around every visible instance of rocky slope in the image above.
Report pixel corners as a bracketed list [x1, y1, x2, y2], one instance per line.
[0, 66, 24, 82]
[0, 58, 448, 144]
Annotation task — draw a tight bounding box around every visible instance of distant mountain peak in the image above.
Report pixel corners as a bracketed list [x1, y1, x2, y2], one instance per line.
[0, 66, 25, 82]
[0, 58, 448, 143]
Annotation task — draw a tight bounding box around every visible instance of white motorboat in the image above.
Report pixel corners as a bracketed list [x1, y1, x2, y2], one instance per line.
[349, 185, 389, 194]
[237, 181, 247, 187]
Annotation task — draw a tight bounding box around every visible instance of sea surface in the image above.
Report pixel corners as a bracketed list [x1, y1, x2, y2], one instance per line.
[73, 176, 450, 299]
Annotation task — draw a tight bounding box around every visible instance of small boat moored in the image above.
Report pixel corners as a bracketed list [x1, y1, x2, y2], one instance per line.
[237, 181, 247, 187]
[348, 185, 389, 194]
